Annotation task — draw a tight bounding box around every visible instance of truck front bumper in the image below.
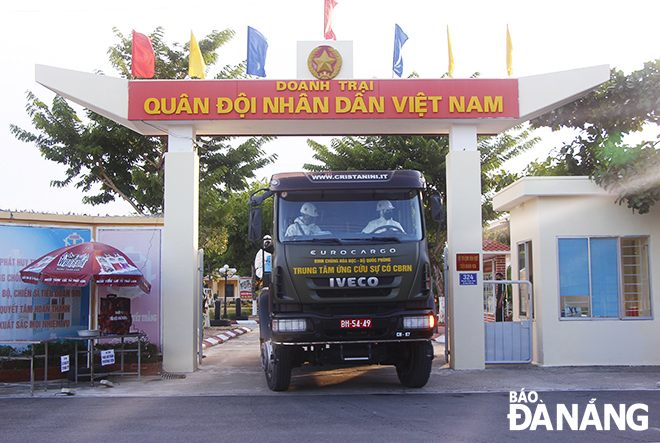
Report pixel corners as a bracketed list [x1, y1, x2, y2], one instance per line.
[270, 309, 436, 345]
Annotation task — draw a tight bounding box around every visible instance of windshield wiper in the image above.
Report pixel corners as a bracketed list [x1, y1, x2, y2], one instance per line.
[350, 236, 402, 243]
[372, 236, 401, 243]
[308, 237, 344, 244]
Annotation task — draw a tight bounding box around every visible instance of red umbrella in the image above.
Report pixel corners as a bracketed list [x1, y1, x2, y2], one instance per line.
[20, 241, 151, 293]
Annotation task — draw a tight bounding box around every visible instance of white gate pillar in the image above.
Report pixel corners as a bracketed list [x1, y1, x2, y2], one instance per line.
[446, 124, 485, 370]
[162, 125, 200, 373]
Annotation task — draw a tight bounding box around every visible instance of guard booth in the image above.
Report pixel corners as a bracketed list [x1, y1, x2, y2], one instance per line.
[483, 280, 533, 364]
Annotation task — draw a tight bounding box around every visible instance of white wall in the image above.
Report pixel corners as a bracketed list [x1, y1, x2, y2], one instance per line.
[502, 178, 660, 366]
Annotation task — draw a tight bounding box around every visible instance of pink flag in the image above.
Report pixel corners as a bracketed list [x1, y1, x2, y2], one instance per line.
[324, 0, 338, 40]
[131, 30, 155, 78]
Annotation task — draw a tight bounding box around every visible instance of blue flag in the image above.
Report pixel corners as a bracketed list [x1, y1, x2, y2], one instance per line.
[247, 26, 268, 77]
[392, 24, 408, 77]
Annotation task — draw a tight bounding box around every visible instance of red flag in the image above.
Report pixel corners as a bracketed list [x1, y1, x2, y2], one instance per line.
[324, 0, 338, 40]
[131, 30, 155, 78]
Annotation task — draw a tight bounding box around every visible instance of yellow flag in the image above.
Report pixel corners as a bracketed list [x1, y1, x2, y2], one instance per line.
[447, 26, 455, 78]
[189, 31, 206, 79]
[506, 25, 513, 76]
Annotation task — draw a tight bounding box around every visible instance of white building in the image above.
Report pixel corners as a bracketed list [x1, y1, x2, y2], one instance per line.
[493, 176, 659, 366]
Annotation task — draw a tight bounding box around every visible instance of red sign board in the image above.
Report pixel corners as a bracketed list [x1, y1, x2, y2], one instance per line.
[456, 253, 480, 272]
[128, 78, 519, 122]
[239, 277, 252, 300]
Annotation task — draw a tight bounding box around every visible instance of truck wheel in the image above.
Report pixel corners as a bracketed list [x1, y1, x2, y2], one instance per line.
[396, 341, 433, 388]
[262, 339, 292, 391]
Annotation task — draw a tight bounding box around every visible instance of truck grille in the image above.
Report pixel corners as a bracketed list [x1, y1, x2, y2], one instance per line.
[315, 288, 392, 298]
[311, 276, 395, 299]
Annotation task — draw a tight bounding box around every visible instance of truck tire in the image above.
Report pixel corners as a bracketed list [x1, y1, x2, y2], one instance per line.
[262, 340, 292, 391]
[396, 341, 433, 388]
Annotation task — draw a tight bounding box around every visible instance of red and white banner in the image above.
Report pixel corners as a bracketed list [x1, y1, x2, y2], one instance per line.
[128, 78, 519, 122]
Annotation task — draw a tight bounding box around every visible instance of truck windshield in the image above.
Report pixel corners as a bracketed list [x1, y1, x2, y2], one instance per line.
[278, 190, 424, 243]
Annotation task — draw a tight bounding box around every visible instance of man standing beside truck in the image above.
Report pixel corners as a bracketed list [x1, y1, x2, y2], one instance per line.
[254, 235, 273, 288]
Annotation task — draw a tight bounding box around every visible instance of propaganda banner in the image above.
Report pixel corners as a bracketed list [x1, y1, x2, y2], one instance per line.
[128, 78, 519, 122]
[0, 226, 91, 340]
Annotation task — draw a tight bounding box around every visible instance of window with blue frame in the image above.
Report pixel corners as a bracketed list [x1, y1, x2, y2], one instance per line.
[558, 237, 651, 319]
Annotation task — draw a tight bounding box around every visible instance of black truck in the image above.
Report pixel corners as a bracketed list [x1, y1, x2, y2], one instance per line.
[248, 170, 443, 391]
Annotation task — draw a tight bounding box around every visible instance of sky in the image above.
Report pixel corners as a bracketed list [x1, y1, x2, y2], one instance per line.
[1, 0, 658, 216]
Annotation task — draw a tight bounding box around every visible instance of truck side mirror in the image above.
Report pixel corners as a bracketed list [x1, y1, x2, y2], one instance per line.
[430, 195, 444, 223]
[248, 207, 262, 243]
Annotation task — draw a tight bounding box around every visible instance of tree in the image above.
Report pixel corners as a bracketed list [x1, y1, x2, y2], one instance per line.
[302, 128, 539, 293]
[215, 180, 273, 278]
[529, 59, 660, 214]
[10, 27, 275, 216]
[304, 127, 537, 226]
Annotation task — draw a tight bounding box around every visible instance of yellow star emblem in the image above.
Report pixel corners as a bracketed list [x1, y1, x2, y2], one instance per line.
[313, 50, 336, 73]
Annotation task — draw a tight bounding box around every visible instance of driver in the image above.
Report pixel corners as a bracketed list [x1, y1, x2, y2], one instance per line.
[362, 200, 405, 234]
[285, 202, 322, 236]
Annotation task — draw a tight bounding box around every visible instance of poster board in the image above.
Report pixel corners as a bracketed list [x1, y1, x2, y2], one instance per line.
[96, 228, 162, 347]
[0, 225, 91, 340]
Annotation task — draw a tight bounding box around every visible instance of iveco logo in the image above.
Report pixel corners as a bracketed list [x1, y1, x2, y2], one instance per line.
[329, 277, 379, 288]
[310, 248, 396, 256]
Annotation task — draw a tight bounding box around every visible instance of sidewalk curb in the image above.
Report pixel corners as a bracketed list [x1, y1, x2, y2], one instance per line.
[202, 327, 252, 349]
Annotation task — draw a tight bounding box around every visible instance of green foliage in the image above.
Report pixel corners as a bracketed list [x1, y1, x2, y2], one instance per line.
[10, 28, 274, 218]
[212, 180, 273, 278]
[107, 27, 245, 80]
[483, 219, 510, 246]
[592, 136, 660, 214]
[305, 127, 539, 227]
[11, 93, 166, 214]
[529, 59, 660, 214]
[479, 125, 540, 221]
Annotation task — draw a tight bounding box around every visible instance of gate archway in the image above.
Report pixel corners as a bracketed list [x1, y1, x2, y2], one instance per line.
[35, 49, 609, 372]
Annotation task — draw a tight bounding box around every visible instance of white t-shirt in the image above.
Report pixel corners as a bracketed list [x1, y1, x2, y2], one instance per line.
[254, 250, 272, 279]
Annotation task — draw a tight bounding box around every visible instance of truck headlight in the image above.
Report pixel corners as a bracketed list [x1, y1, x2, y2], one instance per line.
[403, 314, 435, 329]
[272, 318, 308, 332]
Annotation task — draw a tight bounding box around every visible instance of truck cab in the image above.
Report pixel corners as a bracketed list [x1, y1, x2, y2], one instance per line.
[249, 170, 443, 391]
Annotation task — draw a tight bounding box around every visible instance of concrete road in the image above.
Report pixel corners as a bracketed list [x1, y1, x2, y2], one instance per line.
[2, 327, 660, 442]
[2, 390, 659, 442]
[4, 325, 660, 398]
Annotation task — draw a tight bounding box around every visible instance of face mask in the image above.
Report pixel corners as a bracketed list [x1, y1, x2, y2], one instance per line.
[383, 210, 393, 220]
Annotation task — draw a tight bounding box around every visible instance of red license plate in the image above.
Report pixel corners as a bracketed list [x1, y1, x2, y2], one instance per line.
[340, 319, 372, 329]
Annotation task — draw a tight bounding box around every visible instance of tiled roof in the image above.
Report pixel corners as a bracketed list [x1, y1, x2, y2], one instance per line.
[482, 239, 510, 252]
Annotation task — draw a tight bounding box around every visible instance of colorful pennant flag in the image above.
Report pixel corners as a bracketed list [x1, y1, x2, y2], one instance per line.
[131, 30, 155, 78]
[324, 0, 338, 40]
[392, 24, 408, 78]
[189, 31, 206, 79]
[447, 26, 454, 78]
[506, 25, 513, 76]
[247, 26, 268, 77]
